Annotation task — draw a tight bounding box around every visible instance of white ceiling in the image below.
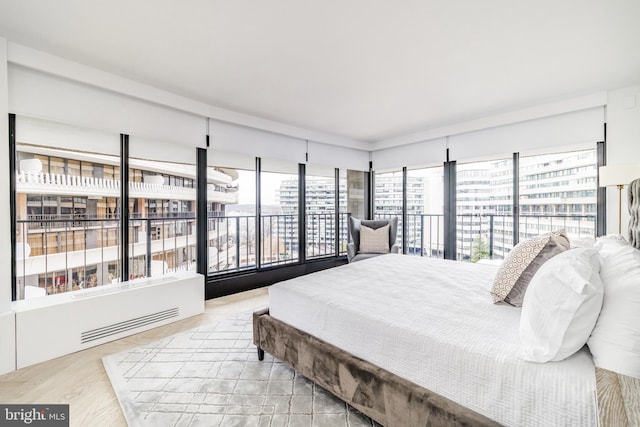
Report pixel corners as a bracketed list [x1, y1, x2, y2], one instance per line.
[0, 0, 639, 145]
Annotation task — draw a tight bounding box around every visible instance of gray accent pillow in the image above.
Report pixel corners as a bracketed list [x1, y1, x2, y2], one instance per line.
[491, 230, 570, 305]
[504, 233, 570, 306]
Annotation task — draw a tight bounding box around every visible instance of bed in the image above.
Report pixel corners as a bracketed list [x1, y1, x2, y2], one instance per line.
[253, 229, 640, 425]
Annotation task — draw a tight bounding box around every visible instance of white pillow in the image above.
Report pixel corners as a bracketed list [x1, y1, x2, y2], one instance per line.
[587, 244, 640, 378]
[594, 234, 630, 259]
[359, 224, 390, 254]
[570, 237, 595, 249]
[520, 248, 603, 362]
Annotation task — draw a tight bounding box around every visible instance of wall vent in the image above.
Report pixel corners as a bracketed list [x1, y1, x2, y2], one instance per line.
[80, 308, 179, 344]
[16, 272, 203, 369]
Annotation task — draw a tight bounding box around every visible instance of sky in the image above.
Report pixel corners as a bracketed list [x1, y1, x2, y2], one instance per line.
[236, 170, 298, 205]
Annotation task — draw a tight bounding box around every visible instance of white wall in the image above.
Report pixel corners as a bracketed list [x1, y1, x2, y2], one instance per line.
[8, 42, 367, 151]
[606, 85, 640, 235]
[0, 36, 16, 375]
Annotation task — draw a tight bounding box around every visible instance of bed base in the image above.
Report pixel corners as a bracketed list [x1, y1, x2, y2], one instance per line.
[253, 308, 501, 427]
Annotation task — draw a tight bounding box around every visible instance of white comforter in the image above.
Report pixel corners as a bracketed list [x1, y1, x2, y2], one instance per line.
[269, 254, 597, 427]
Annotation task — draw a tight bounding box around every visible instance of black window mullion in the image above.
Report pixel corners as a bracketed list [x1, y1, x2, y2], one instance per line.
[196, 146, 208, 275]
[120, 134, 130, 282]
[9, 114, 17, 301]
[596, 131, 607, 237]
[513, 152, 520, 246]
[367, 161, 374, 220]
[443, 153, 457, 260]
[334, 168, 340, 257]
[402, 166, 408, 254]
[255, 157, 262, 270]
[298, 163, 306, 264]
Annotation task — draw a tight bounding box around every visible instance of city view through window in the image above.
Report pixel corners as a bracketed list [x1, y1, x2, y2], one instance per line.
[13, 116, 599, 300]
[373, 149, 597, 261]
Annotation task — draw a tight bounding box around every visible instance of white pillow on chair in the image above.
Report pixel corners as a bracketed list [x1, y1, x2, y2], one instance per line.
[359, 224, 390, 254]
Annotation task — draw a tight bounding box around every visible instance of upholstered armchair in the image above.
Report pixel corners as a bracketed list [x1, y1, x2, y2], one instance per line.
[347, 216, 400, 262]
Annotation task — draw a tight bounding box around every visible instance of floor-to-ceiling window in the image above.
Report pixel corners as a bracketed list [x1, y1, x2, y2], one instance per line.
[339, 169, 364, 255]
[128, 137, 197, 280]
[519, 148, 598, 241]
[11, 115, 604, 301]
[14, 116, 120, 299]
[407, 166, 444, 257]
[374, 169, 404, 247]
[305, 166, 339, 259]
[260, 159, 300, 266]
[456, 158, 513, 261]
[207, 157, 255, 274]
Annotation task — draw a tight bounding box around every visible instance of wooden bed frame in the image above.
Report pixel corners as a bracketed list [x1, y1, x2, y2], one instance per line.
[254, 308, 639, 426]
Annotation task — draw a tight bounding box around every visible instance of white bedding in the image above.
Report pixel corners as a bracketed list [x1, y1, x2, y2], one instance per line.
[269, 254, 598, 427]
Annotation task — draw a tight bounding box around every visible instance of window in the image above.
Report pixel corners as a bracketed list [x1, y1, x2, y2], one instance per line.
[305, 167, 337, 259]
[519, 148, 597, 240]
[456, 158, 513, 262]
[260, 159, 299, 266]
[208, 164, 255, 274]
[14, 117, 120, 299]
[129, 137, 197, 280]
[374, 170, 404, 247]
[407, 166, 443, 257]
[340, 169, 364, 255]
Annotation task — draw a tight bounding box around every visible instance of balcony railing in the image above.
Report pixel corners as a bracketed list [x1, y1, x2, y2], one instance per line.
[15, 215, 197, 299]
[376, 213, 596, 261]
[207, 212, 351, 275]
[306, 212, 350, 259]
[16, 170, 238, 203]
[15, 211, 596, 299]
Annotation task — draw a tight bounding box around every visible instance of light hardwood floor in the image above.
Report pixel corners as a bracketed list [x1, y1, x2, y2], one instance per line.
[0, 287, 269, 427]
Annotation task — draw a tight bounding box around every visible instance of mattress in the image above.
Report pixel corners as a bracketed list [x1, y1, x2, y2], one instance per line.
[269, 254, 598, 427]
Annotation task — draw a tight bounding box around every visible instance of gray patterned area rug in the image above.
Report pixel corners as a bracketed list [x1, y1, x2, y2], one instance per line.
[103, 312, 379, 427]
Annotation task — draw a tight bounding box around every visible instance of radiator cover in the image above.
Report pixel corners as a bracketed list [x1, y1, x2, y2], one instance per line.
[13, 272, 203, 369]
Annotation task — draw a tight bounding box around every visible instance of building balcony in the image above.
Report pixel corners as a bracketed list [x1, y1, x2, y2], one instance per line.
[16, 170, 239, 204]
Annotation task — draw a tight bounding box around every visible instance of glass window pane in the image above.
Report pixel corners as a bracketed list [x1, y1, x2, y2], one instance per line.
[341, 169, 365, 256]
[208, 164, 254, 274]
[261, 159, 299, 266]
[306, 168, 336, 259]
[519, 149, 597, 240]
[456, 158, 513, 262]
[374, 170, 404, 247]
[15, 118, 120, 300]
[128, 138, 197, 280]
[407, 166, 444, 257]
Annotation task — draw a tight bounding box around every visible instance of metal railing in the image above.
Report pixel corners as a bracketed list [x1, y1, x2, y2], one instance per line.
[306, 212, 350, 259]
[207, 212, 351, 275]
[376, 213, 596, 261]
[15, 211, 597, 299]
[15, 215, 197, 299]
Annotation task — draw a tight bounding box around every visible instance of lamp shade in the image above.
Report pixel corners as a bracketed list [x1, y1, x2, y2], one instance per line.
[599, 165, 640, 187]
